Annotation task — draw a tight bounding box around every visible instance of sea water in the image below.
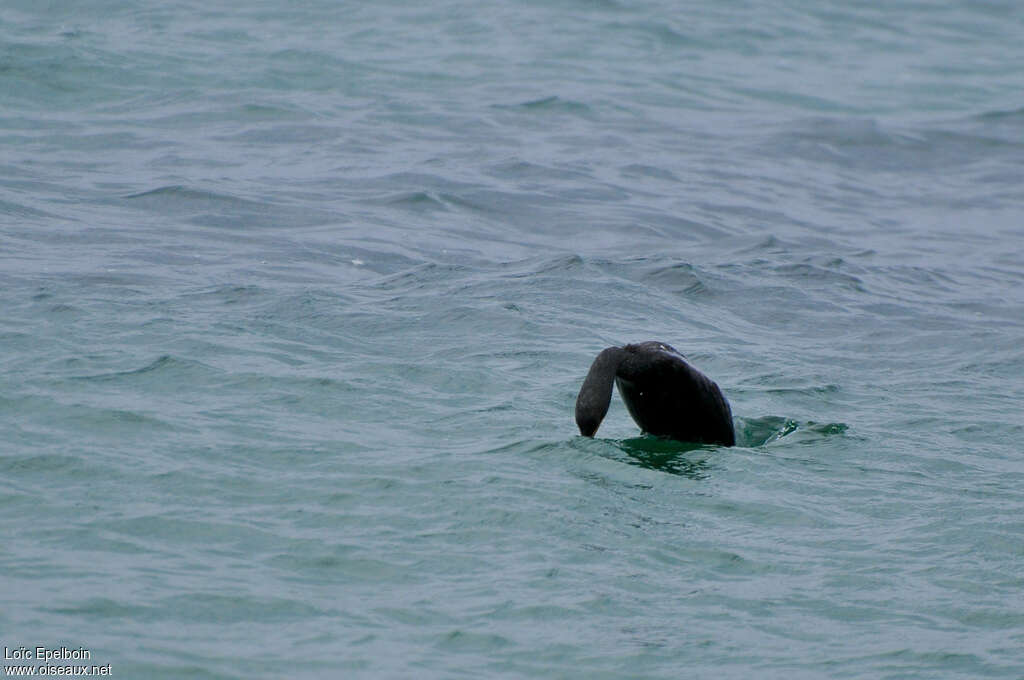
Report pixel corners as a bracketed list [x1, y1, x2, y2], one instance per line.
[2, 0, 1024, 678]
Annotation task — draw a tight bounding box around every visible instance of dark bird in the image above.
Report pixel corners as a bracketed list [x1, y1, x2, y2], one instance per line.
[575, 341, 735, 446]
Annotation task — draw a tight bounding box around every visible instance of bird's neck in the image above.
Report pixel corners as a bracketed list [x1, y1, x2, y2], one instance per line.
[575, 346, 625, 436]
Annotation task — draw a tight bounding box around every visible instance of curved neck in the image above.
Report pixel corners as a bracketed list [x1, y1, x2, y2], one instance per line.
[575, 346, 625, 437]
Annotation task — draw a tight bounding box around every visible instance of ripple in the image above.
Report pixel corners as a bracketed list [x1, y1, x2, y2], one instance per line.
[738, 416, 850, 447]
[69, 355, 218, 386]
[494, 95, 594, 117]
[120, 185, 335, 229]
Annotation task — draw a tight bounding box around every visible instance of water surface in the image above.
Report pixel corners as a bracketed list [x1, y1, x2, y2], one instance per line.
[2, 1, 1024, 678]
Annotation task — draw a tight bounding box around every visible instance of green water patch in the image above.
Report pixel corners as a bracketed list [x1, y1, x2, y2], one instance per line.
[616, 436, 714, 478]
[572, 417, 850, 477]
[574, 435, 716, 479]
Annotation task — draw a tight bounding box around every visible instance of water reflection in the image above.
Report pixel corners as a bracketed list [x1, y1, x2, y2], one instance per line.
[573, 416, 850, 479]
[616, 436, 714, 479]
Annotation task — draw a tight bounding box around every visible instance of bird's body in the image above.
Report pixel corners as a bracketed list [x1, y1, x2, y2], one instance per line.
[575, 342, 735, 446]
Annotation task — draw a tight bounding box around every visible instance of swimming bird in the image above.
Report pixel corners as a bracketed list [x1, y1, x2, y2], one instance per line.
[575, 341, 735, 446]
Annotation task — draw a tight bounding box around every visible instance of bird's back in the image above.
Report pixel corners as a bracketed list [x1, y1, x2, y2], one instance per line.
[615, 343, 735, 445]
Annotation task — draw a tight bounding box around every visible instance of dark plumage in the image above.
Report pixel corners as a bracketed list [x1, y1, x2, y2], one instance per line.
[575, 341, 735, 446]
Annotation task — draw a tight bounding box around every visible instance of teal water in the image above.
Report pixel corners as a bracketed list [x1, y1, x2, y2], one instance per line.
[3, 1, 1024, 678]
